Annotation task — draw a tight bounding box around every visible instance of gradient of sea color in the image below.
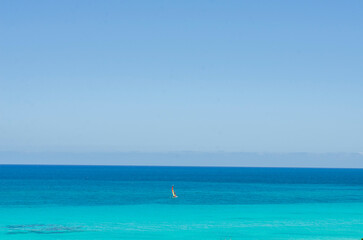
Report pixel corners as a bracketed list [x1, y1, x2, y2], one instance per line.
[1, 165, 363, 240]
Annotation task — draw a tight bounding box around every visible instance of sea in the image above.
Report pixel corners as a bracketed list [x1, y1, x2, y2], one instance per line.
[1, 165, 363, 240]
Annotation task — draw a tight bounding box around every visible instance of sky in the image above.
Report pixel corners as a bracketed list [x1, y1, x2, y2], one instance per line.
[0, 0, 362, 155]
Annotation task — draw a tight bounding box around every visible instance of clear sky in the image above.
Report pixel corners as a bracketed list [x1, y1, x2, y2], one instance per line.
[1, 0, 362, 153]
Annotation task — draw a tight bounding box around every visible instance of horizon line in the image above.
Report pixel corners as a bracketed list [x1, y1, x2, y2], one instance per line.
[1, 163, 363, 170]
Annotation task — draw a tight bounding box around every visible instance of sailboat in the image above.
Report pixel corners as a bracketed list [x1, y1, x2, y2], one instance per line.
[171, 185, 178, 198]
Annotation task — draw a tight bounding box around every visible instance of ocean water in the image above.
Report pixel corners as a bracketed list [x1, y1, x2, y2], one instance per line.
[1, 165, 363, 239]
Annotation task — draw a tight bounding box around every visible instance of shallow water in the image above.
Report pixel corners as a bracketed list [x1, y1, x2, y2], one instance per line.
[1, 165, 363, 239]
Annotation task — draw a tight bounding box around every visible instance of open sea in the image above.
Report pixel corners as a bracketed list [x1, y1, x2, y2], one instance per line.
[1, 165, 363, 239]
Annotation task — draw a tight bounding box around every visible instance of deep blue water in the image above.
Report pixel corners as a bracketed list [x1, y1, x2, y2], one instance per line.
[1, 165, 363, 206]
[3, 165, 363, 183]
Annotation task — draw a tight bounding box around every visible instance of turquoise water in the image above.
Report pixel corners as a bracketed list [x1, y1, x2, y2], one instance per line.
[1, 166, 363, 239]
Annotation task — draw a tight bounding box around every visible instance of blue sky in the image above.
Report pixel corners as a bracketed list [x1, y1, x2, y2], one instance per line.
[0, 0, 362, 153]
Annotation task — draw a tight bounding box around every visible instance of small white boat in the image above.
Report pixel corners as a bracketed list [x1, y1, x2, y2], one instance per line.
[171, 185, 178, 198]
